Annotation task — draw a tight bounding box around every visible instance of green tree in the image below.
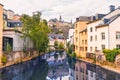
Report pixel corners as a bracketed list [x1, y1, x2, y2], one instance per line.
[20, 12, 50, 55]
[6, 42, 12, 54]
[58, 42, 64, 49]
[54, 40, 59, 49]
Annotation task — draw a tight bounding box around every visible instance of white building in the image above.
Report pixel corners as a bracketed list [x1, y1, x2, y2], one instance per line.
[48, 33, 66, 48]
[87, 5, 120, 54]
[87, 19, 102, 53]
[4, 9, 15, 20]
[67, 26, 75, 45]
[3, 29, 33, 51]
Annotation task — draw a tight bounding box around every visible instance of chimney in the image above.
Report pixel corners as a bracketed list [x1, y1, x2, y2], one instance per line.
[118, 6, 120, 9]
[76, 18, 79, 22]
[91, 16, 96, 21]
[109, 5, 115, 12]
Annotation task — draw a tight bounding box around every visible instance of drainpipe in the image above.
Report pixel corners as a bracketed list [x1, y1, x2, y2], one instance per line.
[79, 32, 80, 57]
[108, 25, 110, 49]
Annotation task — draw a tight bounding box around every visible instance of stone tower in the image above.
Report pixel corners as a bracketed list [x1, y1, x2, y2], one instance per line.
[59, 15, 62, 22]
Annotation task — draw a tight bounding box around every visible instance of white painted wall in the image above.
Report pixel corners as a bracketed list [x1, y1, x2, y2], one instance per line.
[109, 16, 120, 49]
[87, 20, 102, 53]
[96, 16, 120, 51]
[96, 26, 109, 50]
[67, 28, 75, 44]
[13, 33, 24, 51]
[87, 8, 120, 53]
[3, 31, 33, 51]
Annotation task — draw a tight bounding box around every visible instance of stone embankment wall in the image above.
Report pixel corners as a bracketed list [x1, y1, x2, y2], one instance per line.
[6, 50, 37, 62]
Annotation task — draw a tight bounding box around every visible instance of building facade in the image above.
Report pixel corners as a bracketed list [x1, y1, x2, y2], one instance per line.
[74, 16, 90, 57]
[48, 33, 66, 48]
[3, 29, 33, 51]
[3, 9, 15, 20]
[0, 3, 3, 63]
[87, 20, 102, 53]
[79, 28, 88, 58]
[67, 26, 74, 45]
[87, 6, 120, 55]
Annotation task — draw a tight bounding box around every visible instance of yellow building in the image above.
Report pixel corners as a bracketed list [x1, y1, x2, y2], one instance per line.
[0, 3, 4, 64]
[79, 28, 88, 58]
[74, 16, 90, 58]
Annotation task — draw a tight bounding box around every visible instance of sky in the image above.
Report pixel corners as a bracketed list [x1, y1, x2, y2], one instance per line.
[1, 0, 120, 22]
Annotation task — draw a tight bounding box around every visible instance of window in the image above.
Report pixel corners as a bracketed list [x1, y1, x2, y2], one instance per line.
[95, 35, 97, 41]
[17, 23, 20, 26]
[76, 37, 78, 42]
[116, 32, 120, 39]
[102, 45, 105, 50]
[116, 45, 120, 49]
[85, 31, 87, 35]
[76, 24, 77, 28]
[76, 30, 77, 34]
[85, 40, 87, 44]
[80, 47, 84, 51]
[101, 32, 105, 40]
[95, 28, 97, 31]
[95, 47, 97, 51]
[90, 36, 93, 42]
[90, 47, 92, 52]
[83, 47, 84, 51]
[76, 46, 78, 49]
[76, 67, 78, 71]
[76, 75, 78, 80]
[85, 47, 87, 51]
[81, 32, 83, 36]
[90, 72, 93, 77]
[82, 40, 84, 44]
[90, 27, 93, 32]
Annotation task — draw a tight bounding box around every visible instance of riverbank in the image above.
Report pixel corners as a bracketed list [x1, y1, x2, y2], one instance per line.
[77, 58, 120, 74]
[0, 50, 64, 69]
[0, 53, 43, 69]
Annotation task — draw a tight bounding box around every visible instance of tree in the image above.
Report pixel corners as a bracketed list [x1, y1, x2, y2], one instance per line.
[6, 42, 12, 54]
[54, 40, 59, 49]
[58, 42, 64, 49]
[20, 13, 50, 55]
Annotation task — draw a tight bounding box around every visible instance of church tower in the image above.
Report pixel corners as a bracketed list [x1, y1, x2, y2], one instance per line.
[59, 15, 62, 22]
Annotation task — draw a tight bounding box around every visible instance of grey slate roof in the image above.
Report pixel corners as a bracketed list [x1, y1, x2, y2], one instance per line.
[96, 14, 120, 28]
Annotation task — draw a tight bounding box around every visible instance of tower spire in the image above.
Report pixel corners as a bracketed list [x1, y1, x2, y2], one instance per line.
[59, 15, 62, 22]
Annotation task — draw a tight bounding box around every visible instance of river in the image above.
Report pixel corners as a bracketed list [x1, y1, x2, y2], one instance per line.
[0, 51, 120, 80]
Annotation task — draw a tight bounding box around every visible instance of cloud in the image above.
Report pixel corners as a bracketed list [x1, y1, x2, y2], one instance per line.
[1, 0, 120, 22]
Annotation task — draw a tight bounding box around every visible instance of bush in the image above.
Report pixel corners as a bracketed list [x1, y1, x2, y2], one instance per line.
[54, 40, 59, 49]
[66, 44, 75, 58]
[58, 42, 64, 49]
[1, 55, 7, 65]
[103, 49, 120, 62]
[71, 52, 76, 58]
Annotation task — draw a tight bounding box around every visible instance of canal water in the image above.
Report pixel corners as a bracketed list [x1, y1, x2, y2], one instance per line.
[0, 51, 120, 80]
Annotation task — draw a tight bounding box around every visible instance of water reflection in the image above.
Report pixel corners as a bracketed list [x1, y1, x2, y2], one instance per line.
[72, 59, 120, 80]
[0, 58, 49, 80]
[0, 51, 120, 80]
